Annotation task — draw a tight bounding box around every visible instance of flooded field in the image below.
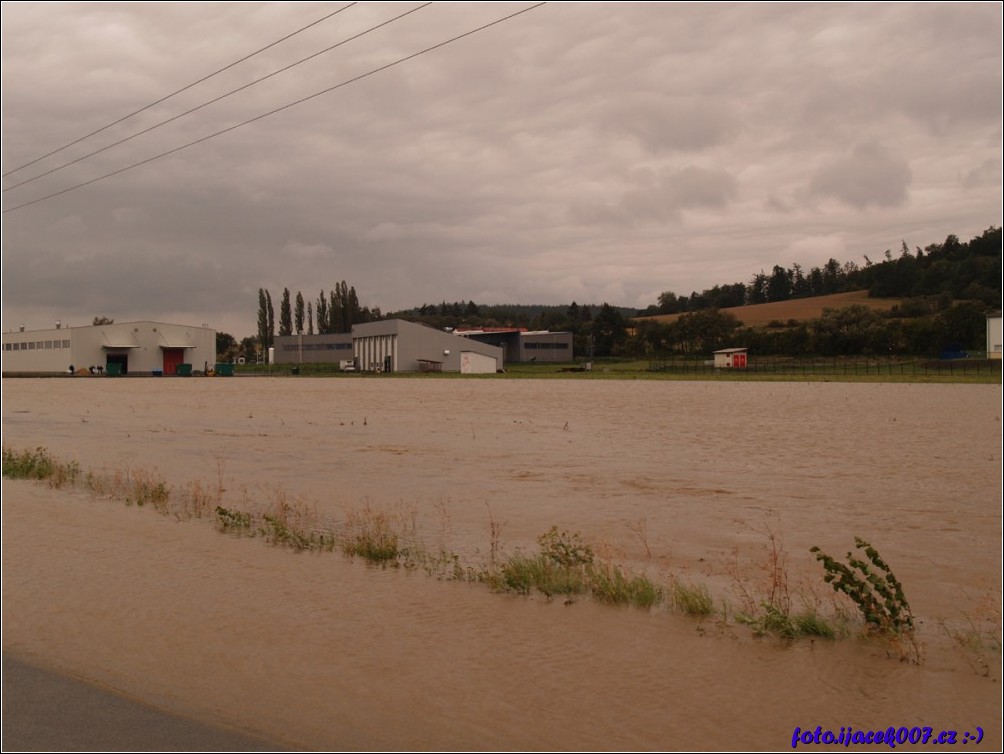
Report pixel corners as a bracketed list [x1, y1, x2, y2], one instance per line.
[2, 377, 1001, 750]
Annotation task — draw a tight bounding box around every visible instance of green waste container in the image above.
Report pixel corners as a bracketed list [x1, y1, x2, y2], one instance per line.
[176, 363, 193, 377]
[105, 363, 122, 376]
[215, 363, 234, 377]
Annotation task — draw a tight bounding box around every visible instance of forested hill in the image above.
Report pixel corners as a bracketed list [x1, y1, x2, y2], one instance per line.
[641, 226, 1001, 315]
[385, 302, 636, 331]
[383, 227, 999, 337]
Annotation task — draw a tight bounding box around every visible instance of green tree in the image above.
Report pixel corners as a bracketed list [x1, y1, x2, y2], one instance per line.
[767, 265, 792, 302]
[672, 309, 741, 354]
[333, 285, 345, 333]
[316, 291, 328, 334]
[591, 303, 628, 356]
[238, 336, 259, 363]
[810, 305, 888, 356]
[935, 301, 987, 351]
[257, 289, 269, 353]
[279, 288, 292, 337]
[266, 290, 275, 355]
[92, 316, 114, 325]
[658, 290, 685, 313]
[216, 332, 238, 361]
[294, 291, 305, 334]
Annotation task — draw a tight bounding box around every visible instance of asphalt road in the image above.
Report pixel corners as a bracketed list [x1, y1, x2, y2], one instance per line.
[1, 655, 288, 752]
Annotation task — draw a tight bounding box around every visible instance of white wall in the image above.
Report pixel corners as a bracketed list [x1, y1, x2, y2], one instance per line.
[460, 351, 498, 374]
[989, 316, 1002, 359]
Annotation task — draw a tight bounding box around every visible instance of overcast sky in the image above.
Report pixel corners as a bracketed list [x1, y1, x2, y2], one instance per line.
[2, 2, 1001, 336]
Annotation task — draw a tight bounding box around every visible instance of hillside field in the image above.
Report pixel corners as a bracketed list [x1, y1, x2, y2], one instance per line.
[632, 290, 902, 328]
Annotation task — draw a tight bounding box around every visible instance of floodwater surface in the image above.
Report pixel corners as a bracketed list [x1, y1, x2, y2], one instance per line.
[2, 377, 1001, 750]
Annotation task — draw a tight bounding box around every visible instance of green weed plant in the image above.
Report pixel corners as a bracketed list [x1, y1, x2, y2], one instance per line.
[811, 538, 914, 634]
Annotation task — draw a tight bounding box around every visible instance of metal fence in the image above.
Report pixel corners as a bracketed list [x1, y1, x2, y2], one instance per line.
[648, 356, 1002, 377]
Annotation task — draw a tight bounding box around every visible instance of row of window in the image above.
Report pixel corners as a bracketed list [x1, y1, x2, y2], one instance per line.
[4, 340, 71, 351]
[523, 342, 570, 350]
[280, 342, 352, 351]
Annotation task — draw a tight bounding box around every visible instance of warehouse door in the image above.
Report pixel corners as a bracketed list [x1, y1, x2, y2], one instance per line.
[106, 353, 129, 375]
[162, 349, 184, 375]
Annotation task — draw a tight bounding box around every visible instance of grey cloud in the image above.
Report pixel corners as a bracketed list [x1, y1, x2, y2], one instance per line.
[598, 94, 738, 153]
[963, 158, 1002, 189]
[809, 144, 912, 209]
[620, 165, 738, 222]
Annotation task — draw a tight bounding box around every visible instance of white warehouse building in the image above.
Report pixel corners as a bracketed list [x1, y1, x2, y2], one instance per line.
[272, 320, 502, 373]
[2, 321, 217, 376]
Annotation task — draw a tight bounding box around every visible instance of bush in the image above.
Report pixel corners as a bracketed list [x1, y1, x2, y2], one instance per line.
[537, 526, 594, 568]
[811, 538, 913, 634]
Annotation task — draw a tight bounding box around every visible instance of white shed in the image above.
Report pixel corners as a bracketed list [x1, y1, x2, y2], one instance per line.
[713, 347, 748, 368]
[988, 314, 1002, 360]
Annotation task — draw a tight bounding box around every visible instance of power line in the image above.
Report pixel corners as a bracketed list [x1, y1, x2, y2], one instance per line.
[3, 2, 433, 194]
[3, 3, 546, 216]
[2, 3, 357, 179]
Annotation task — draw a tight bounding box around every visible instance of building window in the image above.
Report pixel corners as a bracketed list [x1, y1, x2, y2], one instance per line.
[523, 342, 568, 350]
[45, 341, 53, 349]
[4, 343, 11, 351]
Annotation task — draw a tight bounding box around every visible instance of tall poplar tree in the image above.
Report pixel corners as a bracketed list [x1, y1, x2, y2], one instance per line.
[280, 288, 292, 336]
[295, 291, 305, 334]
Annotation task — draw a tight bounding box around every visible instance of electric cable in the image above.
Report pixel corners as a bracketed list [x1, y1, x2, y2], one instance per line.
[2, 3, 357, 178]
[3, 3, 546, 215]
[3, 2, 432, 194]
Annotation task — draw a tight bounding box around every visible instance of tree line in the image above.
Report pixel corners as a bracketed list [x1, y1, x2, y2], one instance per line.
[640, 227, 1001, 315]
[218, 282, 380, 362]
[216, 227, 998, 362]
[629, 299, 990, 358]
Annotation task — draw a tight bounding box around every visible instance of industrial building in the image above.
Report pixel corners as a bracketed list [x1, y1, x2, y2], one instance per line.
[454, 327, 574, 363]
[273, 332, 354, 366]
[273, 319, 503, 373]
[2, 321, 216, 376]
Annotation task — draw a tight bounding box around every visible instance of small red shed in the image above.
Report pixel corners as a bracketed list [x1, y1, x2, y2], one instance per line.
[713, 347, 748, 368]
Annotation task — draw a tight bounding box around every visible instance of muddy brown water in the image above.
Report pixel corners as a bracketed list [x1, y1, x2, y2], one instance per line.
[2, 378, 1001, 750]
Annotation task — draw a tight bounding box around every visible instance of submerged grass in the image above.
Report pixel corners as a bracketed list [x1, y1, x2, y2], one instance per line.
[671, 581, 715, 616]
[588, 562, 661, 607]
[2, 446, 79, 487]
[3, 445, 946, 660]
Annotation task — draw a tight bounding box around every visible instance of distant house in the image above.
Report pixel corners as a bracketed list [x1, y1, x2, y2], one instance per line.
[988, 313, 1002, 360]
[713, 347, 748, 368]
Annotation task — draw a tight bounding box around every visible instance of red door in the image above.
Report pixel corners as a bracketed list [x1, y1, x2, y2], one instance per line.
[163, 348, 184, 375]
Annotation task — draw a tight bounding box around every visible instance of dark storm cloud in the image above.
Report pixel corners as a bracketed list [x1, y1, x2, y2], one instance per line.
[2, 2, 1000, 335]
